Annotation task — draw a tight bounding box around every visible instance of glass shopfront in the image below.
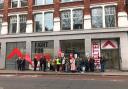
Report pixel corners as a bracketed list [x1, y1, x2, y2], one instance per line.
[60, 39, 85, 58]
[31, 40, 54, 59]
[6, 42, 26, 70]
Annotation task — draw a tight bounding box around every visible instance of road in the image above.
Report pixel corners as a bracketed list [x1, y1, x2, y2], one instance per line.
[0, 75, 127, 89]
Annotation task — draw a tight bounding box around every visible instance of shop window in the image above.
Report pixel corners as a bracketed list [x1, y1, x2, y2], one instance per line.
[34, 13, 42, 32]
[91, 6, 116, 28]
[19, 15, 27, 33]
[9, 16, 17, 34]
[0, 0, 3, 9]
[61, 10, 71, 30]
[44, 12, 53, 31]
[73, 9, 83, 29]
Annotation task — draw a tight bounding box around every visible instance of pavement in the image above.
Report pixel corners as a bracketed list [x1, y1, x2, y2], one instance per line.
[0, 69, 128, 76]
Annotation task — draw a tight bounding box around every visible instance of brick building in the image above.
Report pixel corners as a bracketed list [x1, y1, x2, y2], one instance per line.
[0, 0, 127, 70]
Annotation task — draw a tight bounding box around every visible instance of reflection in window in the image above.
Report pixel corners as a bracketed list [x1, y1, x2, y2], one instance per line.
[20, 0, 28, 7]
[61, 10, 71, 30]
[34, 14, 42, 32]
[44, 12, 53, 31]
[91, 7, 102, 28]
[19, 15, 27, 33]
[0, 0, 3, 9]
[45, 0, 53, 4]
[0, 18, 2, 34]
[34, 0, 43, 5]
[11, 0, 18, 8]
[61, 0, 81, 2]
[105, 6, 116, 27]
[9, 16, 17, 34]
[73, 9, 83, 29]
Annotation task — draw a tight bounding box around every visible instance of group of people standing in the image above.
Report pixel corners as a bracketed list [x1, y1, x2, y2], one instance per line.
[16, 57, 26, 71]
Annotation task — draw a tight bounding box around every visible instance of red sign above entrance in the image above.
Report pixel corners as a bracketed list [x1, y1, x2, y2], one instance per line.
[101, 40, 118, 49]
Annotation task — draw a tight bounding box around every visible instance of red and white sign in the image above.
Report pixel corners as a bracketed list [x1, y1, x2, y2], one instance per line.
[91, 40, 101, 69]
[101, 40, 118, 49]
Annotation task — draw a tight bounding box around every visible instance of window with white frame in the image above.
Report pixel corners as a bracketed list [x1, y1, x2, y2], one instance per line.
[34, 0, 53, 5]
[34, 12, 54, 32]
[91, 7, 103, 28]
[61, 9, 83, 30]
[61, 0, 81, 3]
[9, 16, 17, 34]
[0, 0, 4, 9]
[34, 13, 42, 32]
[0, 18, 2, 34]
[11, 0, 18, 8]
[105, 6, 116, 27]
[44, 12, 53, 31]
[91, 6, 116, 28]
[73, 9, 83, 29]
[11, 0, 28, 8]
[19, 15, 27, 33]
[20, 0, 28, 7]
[61, 10, 71, 30]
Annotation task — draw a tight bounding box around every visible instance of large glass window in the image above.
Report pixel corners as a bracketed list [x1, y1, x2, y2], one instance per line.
[34, 13, 42, 32]
[73, 9, 83, 29]
[61, 0, 81, 2]
[0, 0, 3, 9]
[31, 41, 54, 59]
[19, 15, 27, 33]
[20, 0, 28, 7]
[91, 7, 102, 28]
[9, 16, 17, 34]
[11, 0, 18, 8]
[61, 10, 71, 30]
[91, 6, 116, 28]
[34, 0, 53, 5]
[105, 6, 116, 27]
[6, 42, 26, 70]
[44, 12, 53, 31]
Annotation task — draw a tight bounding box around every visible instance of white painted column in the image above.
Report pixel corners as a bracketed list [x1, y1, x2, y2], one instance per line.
[42, 12, 45, 32]
[102, 6, 105, 28]
[84, 15, 91, 29]
[120, 33, 128, 70]
[16, 14, 20, 33]
[1, 22, 8, 34]
[85, 36, 92, 57]
[118, 12, 128, 27]
[26, 20, 33, 33]
[53, 17, 60, 31]
[71, 9, 73, 30]
[54, 39, 60, 57]
[0, 42, 6, 69]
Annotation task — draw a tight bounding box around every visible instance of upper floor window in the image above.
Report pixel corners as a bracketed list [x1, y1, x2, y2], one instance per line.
[19, 15, 27, 33]
[33, 0, 53, 5]
[9, 16, 17, 34]
[44, 12, 53, 31]
[91, 6, 116, 28]
[11, 0, 18, 8]
[34, 12, 53, 32]
[9, 15, 27, 34]
[0, 0, 4, 9]
[61, 0, 81, 3]
[34, 13, 42, 32]
[61, 9, 83, 30]
[11, 0, 28, 8]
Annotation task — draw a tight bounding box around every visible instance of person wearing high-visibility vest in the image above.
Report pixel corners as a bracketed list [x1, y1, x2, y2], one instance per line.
[56, 57, 61, 72]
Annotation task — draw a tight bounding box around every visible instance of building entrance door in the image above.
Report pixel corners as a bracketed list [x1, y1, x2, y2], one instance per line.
[101, 49, 120, 69]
